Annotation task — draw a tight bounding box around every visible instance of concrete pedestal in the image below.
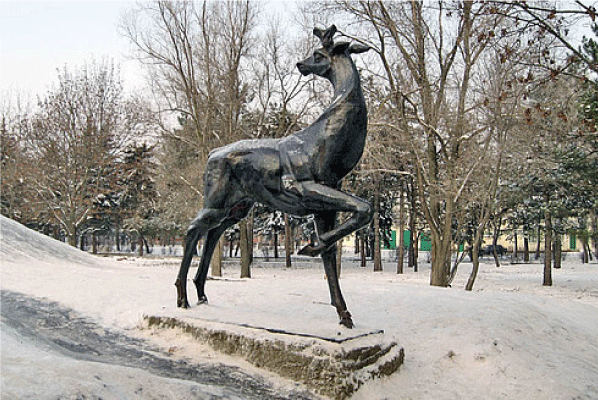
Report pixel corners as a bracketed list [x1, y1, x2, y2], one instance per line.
[144, 315, 403, 399]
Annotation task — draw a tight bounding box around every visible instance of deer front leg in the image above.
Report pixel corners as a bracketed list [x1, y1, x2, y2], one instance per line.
[323, 246, 353, 328]
[297, 182, 372, 257]
[314, 213, 354, 328]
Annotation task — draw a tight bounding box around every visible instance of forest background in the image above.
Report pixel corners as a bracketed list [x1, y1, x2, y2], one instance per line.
[2, 1, 598, 291]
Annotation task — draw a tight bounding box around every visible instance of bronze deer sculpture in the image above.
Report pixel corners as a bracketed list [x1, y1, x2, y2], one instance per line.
[175, 25, 372, 328]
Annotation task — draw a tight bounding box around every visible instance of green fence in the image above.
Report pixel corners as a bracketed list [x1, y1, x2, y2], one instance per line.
[382, 230, 431, 251]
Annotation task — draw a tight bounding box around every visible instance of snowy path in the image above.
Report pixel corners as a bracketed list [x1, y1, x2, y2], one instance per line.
[1, 290, 316, 400]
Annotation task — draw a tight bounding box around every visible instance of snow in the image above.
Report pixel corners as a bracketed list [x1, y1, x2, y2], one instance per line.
[1, 322, 228, 400]
[2, 214, 598, 399]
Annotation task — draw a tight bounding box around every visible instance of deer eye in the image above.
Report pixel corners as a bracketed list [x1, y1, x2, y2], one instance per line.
[313, 53, 325, 63]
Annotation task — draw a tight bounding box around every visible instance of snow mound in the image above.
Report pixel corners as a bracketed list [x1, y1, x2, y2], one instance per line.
[1, 215, 100, 267]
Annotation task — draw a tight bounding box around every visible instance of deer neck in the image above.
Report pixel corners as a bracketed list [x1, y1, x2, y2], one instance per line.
[325, 57, 364, 115]
[311, 56, 367, 183]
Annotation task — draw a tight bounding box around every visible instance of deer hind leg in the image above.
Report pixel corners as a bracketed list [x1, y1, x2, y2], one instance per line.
[176, 196, 253, 308]
[191, 224, 227, 304]
[315, 212, 354, 328]
[192, 211, 249, 304]
[175, 208, 225, 308]
[297, 181, 373, 257]
[176, 152, 253, 308]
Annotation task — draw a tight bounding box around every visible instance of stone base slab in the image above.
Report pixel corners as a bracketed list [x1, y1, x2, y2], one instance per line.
[144, 315, 404, 399]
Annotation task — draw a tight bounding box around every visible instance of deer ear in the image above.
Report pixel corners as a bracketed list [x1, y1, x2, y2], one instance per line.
[313, 27, 325, 40]
[349, 43, 371, 54]
[332, 42, 351, 55]
[326, 24, 338, 38]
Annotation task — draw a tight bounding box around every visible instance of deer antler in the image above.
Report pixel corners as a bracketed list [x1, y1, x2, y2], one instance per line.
[313, 24, 337, 49]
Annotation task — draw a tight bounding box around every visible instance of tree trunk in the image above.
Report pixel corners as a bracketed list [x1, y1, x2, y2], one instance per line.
[336, 238, 342, 277]
[581, 237, 590, 263]
[592, 213, 598, 259]
[240, 220, 251, 278]
[413, 233, 421, 272]
[512, 231, 518, 263]
[535, 223, 542, 260]
[373, 184, 382, 272]
[67, 226, 77, 247]
[92, 231, 98, 255]
[115, 227, 121, 252]
[554, 234, 562, 269]
[449, 241, 465, 286]
[212, 237, 223, 277]
[523, 236, 530, 263]
[408, 184, 417, 270]
[138, 233, 144, 257]
[465, 218, 488, 290]
[430, 196, 454, 287]
[492, 220, 501, 268]
[408, 228, 415, 269]
[590, 211, 598, 260]
[284, 213, 292, 268]
[430, 232, 451, 286]
[360, 232, 366, 268]
[465, 245, 480, 291]
[543, 204, 553, 286]
[240, 210, 253, 278]
[248, 211, 254, 263]
[397, 186, 405, 274]
[413, 233, 419, 272]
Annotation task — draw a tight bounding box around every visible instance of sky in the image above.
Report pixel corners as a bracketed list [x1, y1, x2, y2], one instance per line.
[0, 1, 148, 100]
[0, 1, 299, 104]
[2, 1, 595, 104]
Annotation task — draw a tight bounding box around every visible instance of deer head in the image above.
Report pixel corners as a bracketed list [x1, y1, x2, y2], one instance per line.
[296, 24, 371, 78]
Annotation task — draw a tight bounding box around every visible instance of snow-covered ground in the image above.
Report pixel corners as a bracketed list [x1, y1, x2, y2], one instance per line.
[2, 215, 598, 399]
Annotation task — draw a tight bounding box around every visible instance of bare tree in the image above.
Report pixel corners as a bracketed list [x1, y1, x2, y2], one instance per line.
[250, 18, 318, 268]
[488, 1, 598, 76]
[509, 74, 586, 285]
[317, 1, 511, 286]
[461, 33, 537, 290]
[1, 94, 36, 224]
[20, 61, 136, 246]
[121, 0, 258, 187]
[122, 0, 258, 272]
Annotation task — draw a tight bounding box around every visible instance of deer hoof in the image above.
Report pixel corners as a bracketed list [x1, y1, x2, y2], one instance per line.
[340, 316, 354, 329]
[339, 310, 353, 329]
[175, 279, 190, 308]
[298, 243, 326, 257]
[177, 298, 190, 309]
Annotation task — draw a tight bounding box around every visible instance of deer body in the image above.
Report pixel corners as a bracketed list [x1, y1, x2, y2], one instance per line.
[175, 25, 372, 328]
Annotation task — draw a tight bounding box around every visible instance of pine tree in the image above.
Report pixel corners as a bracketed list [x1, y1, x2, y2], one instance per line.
[120, 143, 158, 256]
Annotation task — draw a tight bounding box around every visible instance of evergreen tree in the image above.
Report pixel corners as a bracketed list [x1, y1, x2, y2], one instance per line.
[120, 143, 159, 256]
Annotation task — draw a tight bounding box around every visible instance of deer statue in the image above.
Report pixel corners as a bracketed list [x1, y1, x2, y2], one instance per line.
[175, 25, 372, 328]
